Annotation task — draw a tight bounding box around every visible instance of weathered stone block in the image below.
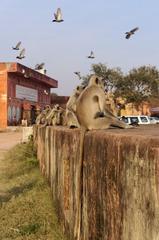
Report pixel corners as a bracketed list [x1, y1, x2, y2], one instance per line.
[35, 125, 159, 240]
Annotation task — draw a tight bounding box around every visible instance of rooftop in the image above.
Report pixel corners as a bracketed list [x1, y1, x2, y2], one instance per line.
[0, 62, 58, 88]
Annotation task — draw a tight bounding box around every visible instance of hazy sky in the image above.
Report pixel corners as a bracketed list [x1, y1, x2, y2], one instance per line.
[0, 0, 159, 95]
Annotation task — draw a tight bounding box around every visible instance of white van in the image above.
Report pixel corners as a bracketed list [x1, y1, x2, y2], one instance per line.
[120, 115, 150, 125]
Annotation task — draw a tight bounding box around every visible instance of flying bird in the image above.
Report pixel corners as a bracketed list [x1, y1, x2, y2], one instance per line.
[125, 27, 139, 39]
[16, 48, 25, 59]
[52, 8, 64, 22]
[35, 63, 45, 70]
[35, 64, 40, 70]
[74, 72, 82, 80]
[12, 41, 21, 50]
[87, 51, 95, 59]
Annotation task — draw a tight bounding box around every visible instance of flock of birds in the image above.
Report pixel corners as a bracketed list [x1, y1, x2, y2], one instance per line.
[11, 7, 139, 79]
[12, 41, 45, 71]
[12, 41, 25, 59]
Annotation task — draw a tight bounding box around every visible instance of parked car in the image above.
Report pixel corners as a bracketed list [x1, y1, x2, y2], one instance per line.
[149, 116, 159, 124]
[120, 115, 150, 125]
[154, 116, 159, 124]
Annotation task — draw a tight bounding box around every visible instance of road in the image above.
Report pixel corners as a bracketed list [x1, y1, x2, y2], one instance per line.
[0, 131, 22, 158]
[0, 131, 22, 204]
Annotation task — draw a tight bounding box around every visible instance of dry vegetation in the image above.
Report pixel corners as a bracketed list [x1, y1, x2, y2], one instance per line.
[0, 140, 68, 240]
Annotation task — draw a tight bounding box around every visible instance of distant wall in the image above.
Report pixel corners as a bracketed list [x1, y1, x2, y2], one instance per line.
[51, 95, 69, 108]
[34, 126, 159, 240]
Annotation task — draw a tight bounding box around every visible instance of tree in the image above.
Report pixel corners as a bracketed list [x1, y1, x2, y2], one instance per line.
[115, 66, 159, 104]
[90, 63, 123, 92]
[82, 63, 123, 92]
[83, 63, 159, 108]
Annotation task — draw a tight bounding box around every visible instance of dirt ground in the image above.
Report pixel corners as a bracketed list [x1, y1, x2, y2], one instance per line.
[0, 131, 22, 159]
[0, 131, 22, 194]
[0, 131, 22, 197]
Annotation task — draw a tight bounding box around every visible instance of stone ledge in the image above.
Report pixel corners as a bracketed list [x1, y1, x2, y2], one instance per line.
[35, 125, 159, 240]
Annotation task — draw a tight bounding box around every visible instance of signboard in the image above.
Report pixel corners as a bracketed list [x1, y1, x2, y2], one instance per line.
[16, 85, 38, 102]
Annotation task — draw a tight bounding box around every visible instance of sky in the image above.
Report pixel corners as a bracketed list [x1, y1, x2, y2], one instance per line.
[0, 0, 159, 96]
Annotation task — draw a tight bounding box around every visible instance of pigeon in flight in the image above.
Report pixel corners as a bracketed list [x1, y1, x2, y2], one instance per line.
[12, 41, 21, 50]
[125, 27, 139, 39]
[16, 48, 25, 59]
[87, 51, 95, 59]
[35, 63, 45, 70]
[52, 8, 64, 22]
[74, 72, 82, 80]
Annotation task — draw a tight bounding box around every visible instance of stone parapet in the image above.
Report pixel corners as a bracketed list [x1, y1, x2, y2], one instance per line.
[34, 125, 159, 240]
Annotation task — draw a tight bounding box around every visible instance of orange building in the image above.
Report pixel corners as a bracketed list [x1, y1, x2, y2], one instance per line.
[0, 62, 58, 128]
[116, 97, 151, 116]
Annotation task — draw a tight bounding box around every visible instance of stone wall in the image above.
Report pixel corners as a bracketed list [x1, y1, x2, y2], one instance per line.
[34, 125, 159, 240]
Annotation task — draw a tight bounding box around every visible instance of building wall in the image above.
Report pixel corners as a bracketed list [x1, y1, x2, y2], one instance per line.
[0, 72, 7, 128]
[7, 73, 52, 126]
[8, 73, 50, 104]
[120, 102, 151, 116]
[51, 95, 69, 108]
[0, 62, 58, 128]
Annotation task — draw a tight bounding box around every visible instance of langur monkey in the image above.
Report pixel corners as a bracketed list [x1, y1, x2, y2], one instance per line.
[76, 75, 131, 130]
[66, 85, 85, 128]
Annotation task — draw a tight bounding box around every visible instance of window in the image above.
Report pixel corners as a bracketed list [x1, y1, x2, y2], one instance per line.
[130, 117, 139, 124]
[140, 117, 148, 123]
[122, 117, 129, 123]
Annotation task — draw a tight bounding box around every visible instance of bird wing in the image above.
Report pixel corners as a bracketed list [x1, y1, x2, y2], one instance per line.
[38, 63, 45, 69]
[125, 34, 131, 39]
[15, 41, 21, 49]
[130, 27, 139, 34]
[35, 64, 39, 70]
[54, 12, 57, 20]
[56, 8, 62, 20]
[74, 72, 81, 78]
[20, 48, 25, 57]
[91, 51, 94, 57]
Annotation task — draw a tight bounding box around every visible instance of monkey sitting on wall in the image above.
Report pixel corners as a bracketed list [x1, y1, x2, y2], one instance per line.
[75, 75, 131, 130]
[35, 105, 51, 125]
[66, 85, 85, 128]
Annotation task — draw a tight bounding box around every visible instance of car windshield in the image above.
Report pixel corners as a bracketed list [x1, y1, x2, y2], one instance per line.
[122, 117, 128, 123]
[140, 116, 148, 122]
[130, 117, 138, 123]
[149, 117, 154, 121]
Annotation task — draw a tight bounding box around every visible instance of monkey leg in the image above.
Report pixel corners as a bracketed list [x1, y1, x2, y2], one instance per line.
[66, 110, 80, 128]
[87, 116, 133, 130]
[87, 118, 111, 130]
[109, 117, 133, 129]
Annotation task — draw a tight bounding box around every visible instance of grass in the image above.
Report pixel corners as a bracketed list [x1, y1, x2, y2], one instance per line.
[0, 139, 68, 240]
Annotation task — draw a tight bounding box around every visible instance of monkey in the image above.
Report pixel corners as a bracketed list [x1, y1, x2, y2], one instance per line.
[76, 75, 132, 130]
[65, 109, 80, 128]
[51, 105, 65, 126]
[40, 104, 59, 126]
[66, 85, 85, 128]
[35, 105, 51, 125]
[66, 85, 85, 112]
